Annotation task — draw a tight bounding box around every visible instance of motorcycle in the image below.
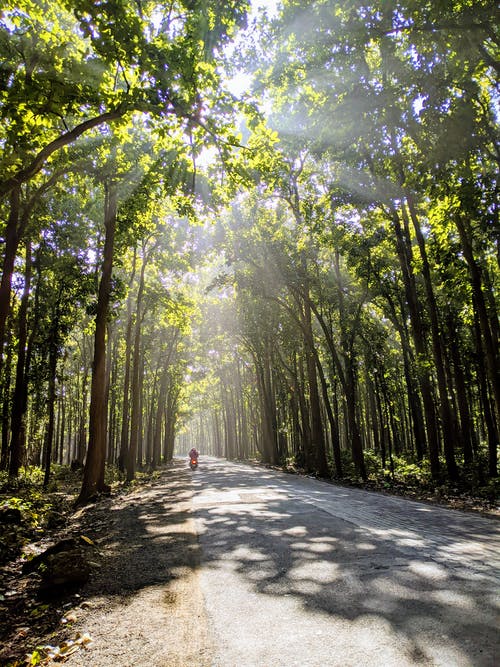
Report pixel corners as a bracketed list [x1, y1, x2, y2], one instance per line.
[189, 457, 198, 470]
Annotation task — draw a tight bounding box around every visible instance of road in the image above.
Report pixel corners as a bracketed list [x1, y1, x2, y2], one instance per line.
[191, 458, 499, 667]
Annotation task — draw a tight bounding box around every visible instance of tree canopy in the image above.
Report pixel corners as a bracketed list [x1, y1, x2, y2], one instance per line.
[0, 0, 498, 503]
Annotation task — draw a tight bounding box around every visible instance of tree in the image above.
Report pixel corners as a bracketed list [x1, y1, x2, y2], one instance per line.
[244, 0, 499, 480]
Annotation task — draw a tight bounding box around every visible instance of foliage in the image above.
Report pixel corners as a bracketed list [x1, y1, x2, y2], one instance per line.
[0, 0, 498, 508]
[0, 470, 73, 565]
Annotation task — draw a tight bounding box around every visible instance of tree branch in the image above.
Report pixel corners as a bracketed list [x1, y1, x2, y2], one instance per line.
[0, 108, 126, 198]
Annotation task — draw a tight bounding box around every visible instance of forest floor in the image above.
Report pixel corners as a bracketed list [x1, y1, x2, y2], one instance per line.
[0, 464, 210, 666]
[0, 460, 498, 666]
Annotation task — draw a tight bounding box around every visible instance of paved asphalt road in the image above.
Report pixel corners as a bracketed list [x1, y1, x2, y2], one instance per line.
[191, 458, 499, 667]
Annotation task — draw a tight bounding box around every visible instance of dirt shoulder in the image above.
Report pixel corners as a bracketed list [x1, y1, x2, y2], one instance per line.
[0, 462, 211, 667]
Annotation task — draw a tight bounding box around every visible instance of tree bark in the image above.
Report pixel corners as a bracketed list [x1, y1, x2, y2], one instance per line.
[77, 181, 117, 504]
[136, 350, 145, 466]
[0, 186, 21, 365]
[473, 300, 499, 476]
[152, 337, 177, 468]
[152, 365, 170, 468]
[164, 386, 179, 462]
[315, 352, 342, 476]
[404, 196, 458, 480]
[254, 352, 278, 465]
[118, 249, 137, 471]
[333, 252, 366, 480]
[126, 252, 147, 481]
[455, 212, 500, 464]
[302, 291, 329, 477]
[390, 207, 441, 478]
[383, 290, 426, 460]
[446, 313, 474, 465]
[43, 320, 59, 488]
[0, 320, 13, 470]
[8, 240, 31, 478]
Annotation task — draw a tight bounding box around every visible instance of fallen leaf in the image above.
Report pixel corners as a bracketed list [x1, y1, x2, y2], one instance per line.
[26, 648, 43, 665]
[59, 643, 79, 656]
[15, 626, 30, 638]
[75, 632, 92, 645]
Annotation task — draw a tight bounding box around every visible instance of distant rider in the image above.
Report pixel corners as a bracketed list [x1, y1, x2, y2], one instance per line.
[188, 447, 199, 461]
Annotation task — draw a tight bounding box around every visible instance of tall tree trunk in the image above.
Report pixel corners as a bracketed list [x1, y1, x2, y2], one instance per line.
[345, 357, 367, 480]
[58, 390, 66, 465]
[164, 386, 179, 461]
[374, 376, 387, 468]
[43, 324, 59, 488]
[0, 312, 13, 470]
[333, 252, 366, 480]
[8, 240, 31, 478]
[152, 339, 177, 468]
[0, 186, 21, 366]
[315, 352, 342, 476]
[100, 321, 113, 489]
[390, 208, 441, 478]
[213, 410, 222, 457]
[136, 350, 145, 467]
[55, 386, 62, 464]
[145, 369, 159, 466]
[107, 339, 119, 464]
[302, 291, 329, 477]
[289, 359, 302, 461]
[308, 299, 365, 476]
[77, 366, 89, 465]
[126, 252, 146, 481]
[446, 313, 474, 465]
[223, 379, 236, 461]
[153, 367, 169, 468]
[384, 292, 426, 460]
[296, 351, 312, 469]
[118, 249, 137, 471]
[455, 213, 500, 467]
[77, 181, 117, 505]
[404, 196, 458, 480]
[473, 306, 499, 477]
[260, 347, 279, 465]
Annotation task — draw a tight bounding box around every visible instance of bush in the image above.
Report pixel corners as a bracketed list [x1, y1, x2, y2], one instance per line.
[384, 457, 433, 487]
[363, 450, 384, 477]
[0, 493, 46, 565]
[331, 450, 359, 482]
[0, 466, 75, 566]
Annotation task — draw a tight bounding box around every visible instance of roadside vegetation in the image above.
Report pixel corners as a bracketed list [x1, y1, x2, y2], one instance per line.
[0, 464, 165, 666]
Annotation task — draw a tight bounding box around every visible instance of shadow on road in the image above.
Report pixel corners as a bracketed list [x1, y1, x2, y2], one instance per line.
[49, 458, 498, 666]
[193, 459, 499, 666]
[77, 463, 201, 602]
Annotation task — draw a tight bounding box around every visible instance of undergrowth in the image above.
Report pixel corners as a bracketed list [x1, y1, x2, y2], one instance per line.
[0, 464, 166, 567]
[281, 449, 499, 510]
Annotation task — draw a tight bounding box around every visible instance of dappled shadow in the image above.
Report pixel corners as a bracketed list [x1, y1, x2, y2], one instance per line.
[0, 461, 202, 666]
[24, 457, 497, 665]
[193, 459, 499, 666]
[72, 461, 201, 604]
